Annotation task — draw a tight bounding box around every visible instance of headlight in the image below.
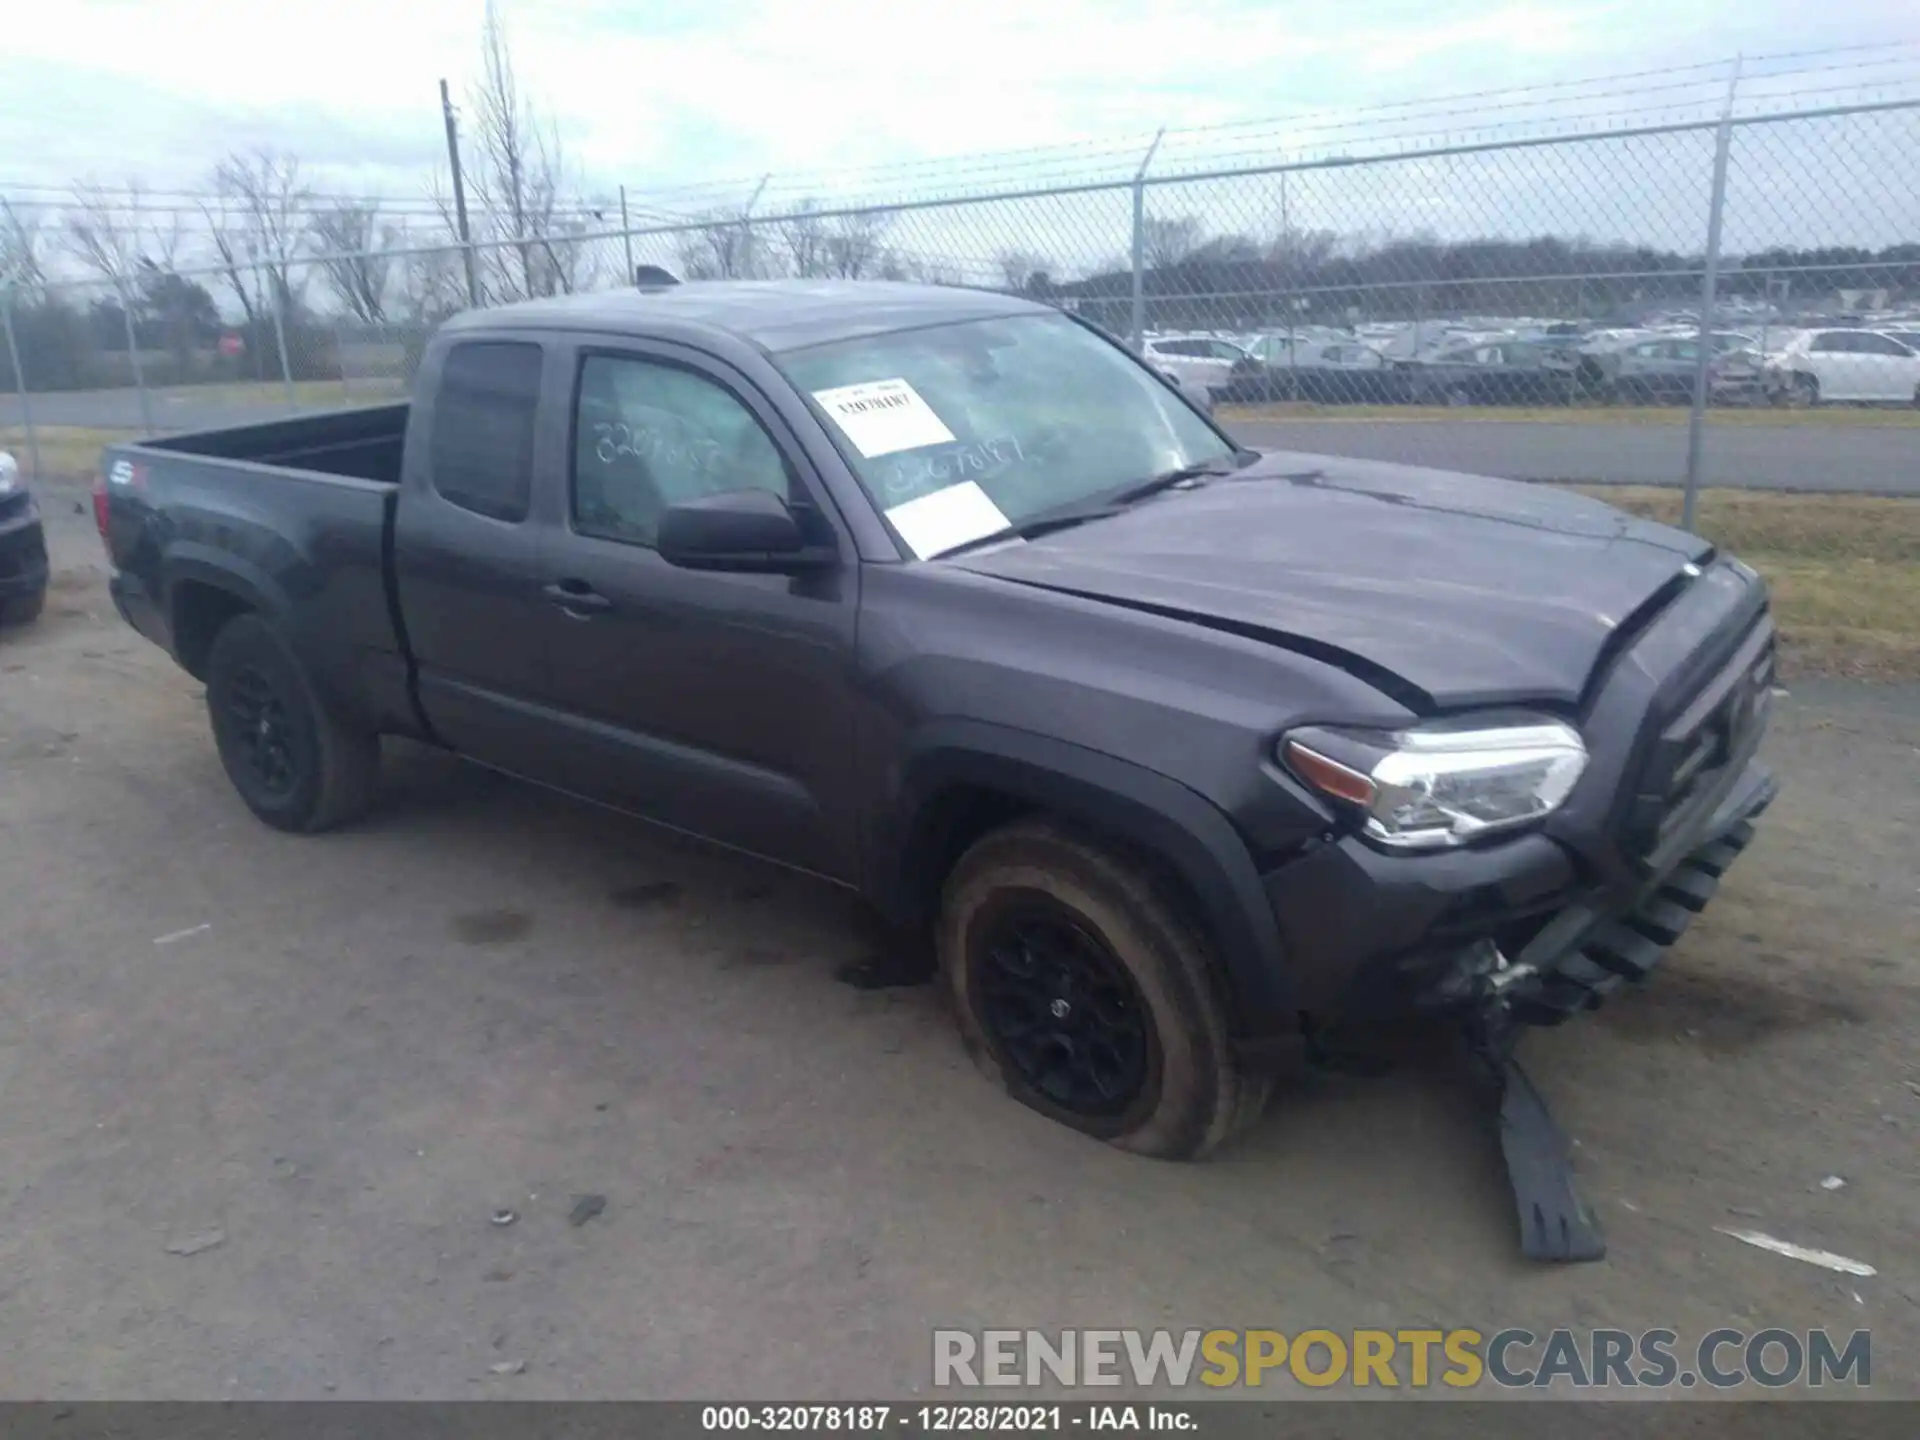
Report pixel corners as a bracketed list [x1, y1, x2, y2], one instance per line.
[0, 451, 17, 495]
[1281, 714, 1587, 849]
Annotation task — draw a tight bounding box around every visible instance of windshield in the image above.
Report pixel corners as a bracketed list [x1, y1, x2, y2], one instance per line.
[778, 312, 1233, 554]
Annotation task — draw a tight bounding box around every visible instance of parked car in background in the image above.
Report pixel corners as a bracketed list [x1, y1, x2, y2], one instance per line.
[0, 451, 49, 626]
[1160, 369, 1216, 415]
[1577, 331, 1754, 403]
[1707, 346, 1770, 406]
[1232, 336, 1399, 403]
[1760, 329, 1920, 406]
[1140, 334, 1259, 398]
[1400, 337, 1580, 406]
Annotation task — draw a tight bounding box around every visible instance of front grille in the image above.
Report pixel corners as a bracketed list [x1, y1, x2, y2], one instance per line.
[0, 490, 29, 524]
[1622, 616, 1775, 861]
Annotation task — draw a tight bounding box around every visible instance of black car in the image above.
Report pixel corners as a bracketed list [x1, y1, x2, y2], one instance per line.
[1401, 337, 1581, 405]
[96, 282, 1776, 1258]
[0, 451, 49, 626]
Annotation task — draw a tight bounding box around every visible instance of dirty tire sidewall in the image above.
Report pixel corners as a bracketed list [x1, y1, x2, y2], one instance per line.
[939, 823, 1249, 1161]
[206, 615, 332, 832]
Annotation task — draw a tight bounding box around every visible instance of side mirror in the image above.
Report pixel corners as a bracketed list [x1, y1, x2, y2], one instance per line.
[657, 488, 836, 574]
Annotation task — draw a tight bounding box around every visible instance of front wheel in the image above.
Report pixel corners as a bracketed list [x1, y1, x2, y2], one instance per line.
[937, 821, 1270, 1160]
[1784, 374, 1820, 409]
[206, 613, 379, 833]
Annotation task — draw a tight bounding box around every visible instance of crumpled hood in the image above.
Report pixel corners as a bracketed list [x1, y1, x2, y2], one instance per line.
[946, 449, 1713, 709]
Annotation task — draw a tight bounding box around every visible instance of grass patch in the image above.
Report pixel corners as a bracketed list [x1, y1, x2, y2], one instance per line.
[1221, 401, 1920, 427]
[1563, 486, 1920, 681]
[0, 425, 137, 482]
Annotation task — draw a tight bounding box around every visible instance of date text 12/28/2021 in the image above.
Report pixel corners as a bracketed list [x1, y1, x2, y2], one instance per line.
[701, 1406, 1194, 1433]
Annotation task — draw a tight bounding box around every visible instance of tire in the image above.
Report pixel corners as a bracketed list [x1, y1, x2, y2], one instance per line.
[1786, 374, 1820, 409]
[205, 613, 379, 833]
[1444, 386, 1473, 408]
[937, 820, 1270, 1160]
[1, 588, 45, 626]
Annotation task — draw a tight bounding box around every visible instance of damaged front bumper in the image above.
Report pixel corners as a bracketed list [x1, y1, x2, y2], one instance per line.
[1473, 758, 1777, 1026]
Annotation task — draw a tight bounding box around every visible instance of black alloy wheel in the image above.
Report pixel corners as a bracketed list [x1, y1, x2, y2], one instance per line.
[220, 663, 300, 799]
[969, 893, 1156, 1118]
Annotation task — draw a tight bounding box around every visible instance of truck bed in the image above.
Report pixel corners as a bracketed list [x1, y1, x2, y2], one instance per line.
[101, 403, 421, 740]
[139, 403, 409, 485]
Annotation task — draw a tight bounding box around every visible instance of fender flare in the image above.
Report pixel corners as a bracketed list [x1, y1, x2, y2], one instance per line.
[163, 544, 293, 631]
[874, 718, 1295, 1040]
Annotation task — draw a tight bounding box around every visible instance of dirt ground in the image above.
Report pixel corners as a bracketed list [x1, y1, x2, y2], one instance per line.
[2, 479, 1916, 1400]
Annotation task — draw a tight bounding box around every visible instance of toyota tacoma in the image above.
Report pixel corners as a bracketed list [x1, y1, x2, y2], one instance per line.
[96, 281, 1776, 1258]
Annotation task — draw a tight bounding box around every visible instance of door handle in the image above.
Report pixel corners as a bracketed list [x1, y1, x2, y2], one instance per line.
[543, 580, 612, 614]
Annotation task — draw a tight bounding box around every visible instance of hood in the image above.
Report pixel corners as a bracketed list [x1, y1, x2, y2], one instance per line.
[946, 450, 1713, 710]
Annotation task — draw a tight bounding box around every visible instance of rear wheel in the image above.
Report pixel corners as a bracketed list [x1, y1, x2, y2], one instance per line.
[1444, 386, 1473, 408]
[206, 614, 379, 833]
[938, 821, 1270, 1160]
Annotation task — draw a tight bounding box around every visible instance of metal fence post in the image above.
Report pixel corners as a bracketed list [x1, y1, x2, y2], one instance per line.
[1683, 57, 1742, 531]
[620, 185, 635, 285]
[2, 288, 43, 480]
[335, 323, 353, 398]
[1129, 128, 1165, 351]
[267, 265, 297, 412]
[119, 279, 156, 436]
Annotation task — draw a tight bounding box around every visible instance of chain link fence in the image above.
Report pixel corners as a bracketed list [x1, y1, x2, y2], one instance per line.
[4, 96, 1918, 498]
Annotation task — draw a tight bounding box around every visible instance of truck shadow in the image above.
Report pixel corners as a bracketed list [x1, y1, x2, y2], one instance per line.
[354, 736, 1548, 1269]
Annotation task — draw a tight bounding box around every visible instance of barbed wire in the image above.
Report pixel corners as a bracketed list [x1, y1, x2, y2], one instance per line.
[5, 41, 1916, 227]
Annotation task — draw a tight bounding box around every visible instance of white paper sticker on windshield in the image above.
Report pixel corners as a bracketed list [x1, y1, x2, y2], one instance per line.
[812, 378, 956, 458]
[884, 481, 1010, 560]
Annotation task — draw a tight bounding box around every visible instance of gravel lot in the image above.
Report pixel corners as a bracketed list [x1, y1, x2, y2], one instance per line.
[3, 481, 1917, 1400]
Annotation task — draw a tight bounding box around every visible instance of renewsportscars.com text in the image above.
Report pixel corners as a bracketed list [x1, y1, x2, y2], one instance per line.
[932, 1327, 1871, 1391]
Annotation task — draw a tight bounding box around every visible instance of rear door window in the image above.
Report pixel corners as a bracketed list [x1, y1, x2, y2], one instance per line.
[429, 341, 543, 522]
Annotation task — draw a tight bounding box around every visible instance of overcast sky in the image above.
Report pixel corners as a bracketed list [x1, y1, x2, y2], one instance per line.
[2, 0, 1916, 211]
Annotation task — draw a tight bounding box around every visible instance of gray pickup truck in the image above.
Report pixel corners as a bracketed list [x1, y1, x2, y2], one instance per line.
[96, 280, 1777, 1260]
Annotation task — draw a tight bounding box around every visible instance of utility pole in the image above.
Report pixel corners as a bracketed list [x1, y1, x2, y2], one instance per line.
[440, 78, 481, 308]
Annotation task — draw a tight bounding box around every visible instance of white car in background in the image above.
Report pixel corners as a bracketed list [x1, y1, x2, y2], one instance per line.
[1140, 333, 1254, 396]
[1762, 328, 1920, 406]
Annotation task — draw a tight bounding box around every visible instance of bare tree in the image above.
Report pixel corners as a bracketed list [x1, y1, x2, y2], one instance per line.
[995, 249, 1050, 294]
[1141, 214, 1204, 271]
[394, 209, 470, 325]
[0, 197, 47, 291]
[463, 1, 588, 301]
[1270, 227, 1338, 272]
[308, 202, 392, 323]
[676, 208, 767, 280]
[198, 193, 260, 324]
[63, 182, 146, 285]
[822, 211, 891, 279]
[212, 151, 313, 314]
[777, 200, 829, 278]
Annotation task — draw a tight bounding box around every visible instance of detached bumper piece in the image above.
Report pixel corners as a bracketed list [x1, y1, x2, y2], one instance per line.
[1506, 764, 1777, 1027]
[1497, 1055, 1605, 1263]
[1470, 761, 1776, 1265]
